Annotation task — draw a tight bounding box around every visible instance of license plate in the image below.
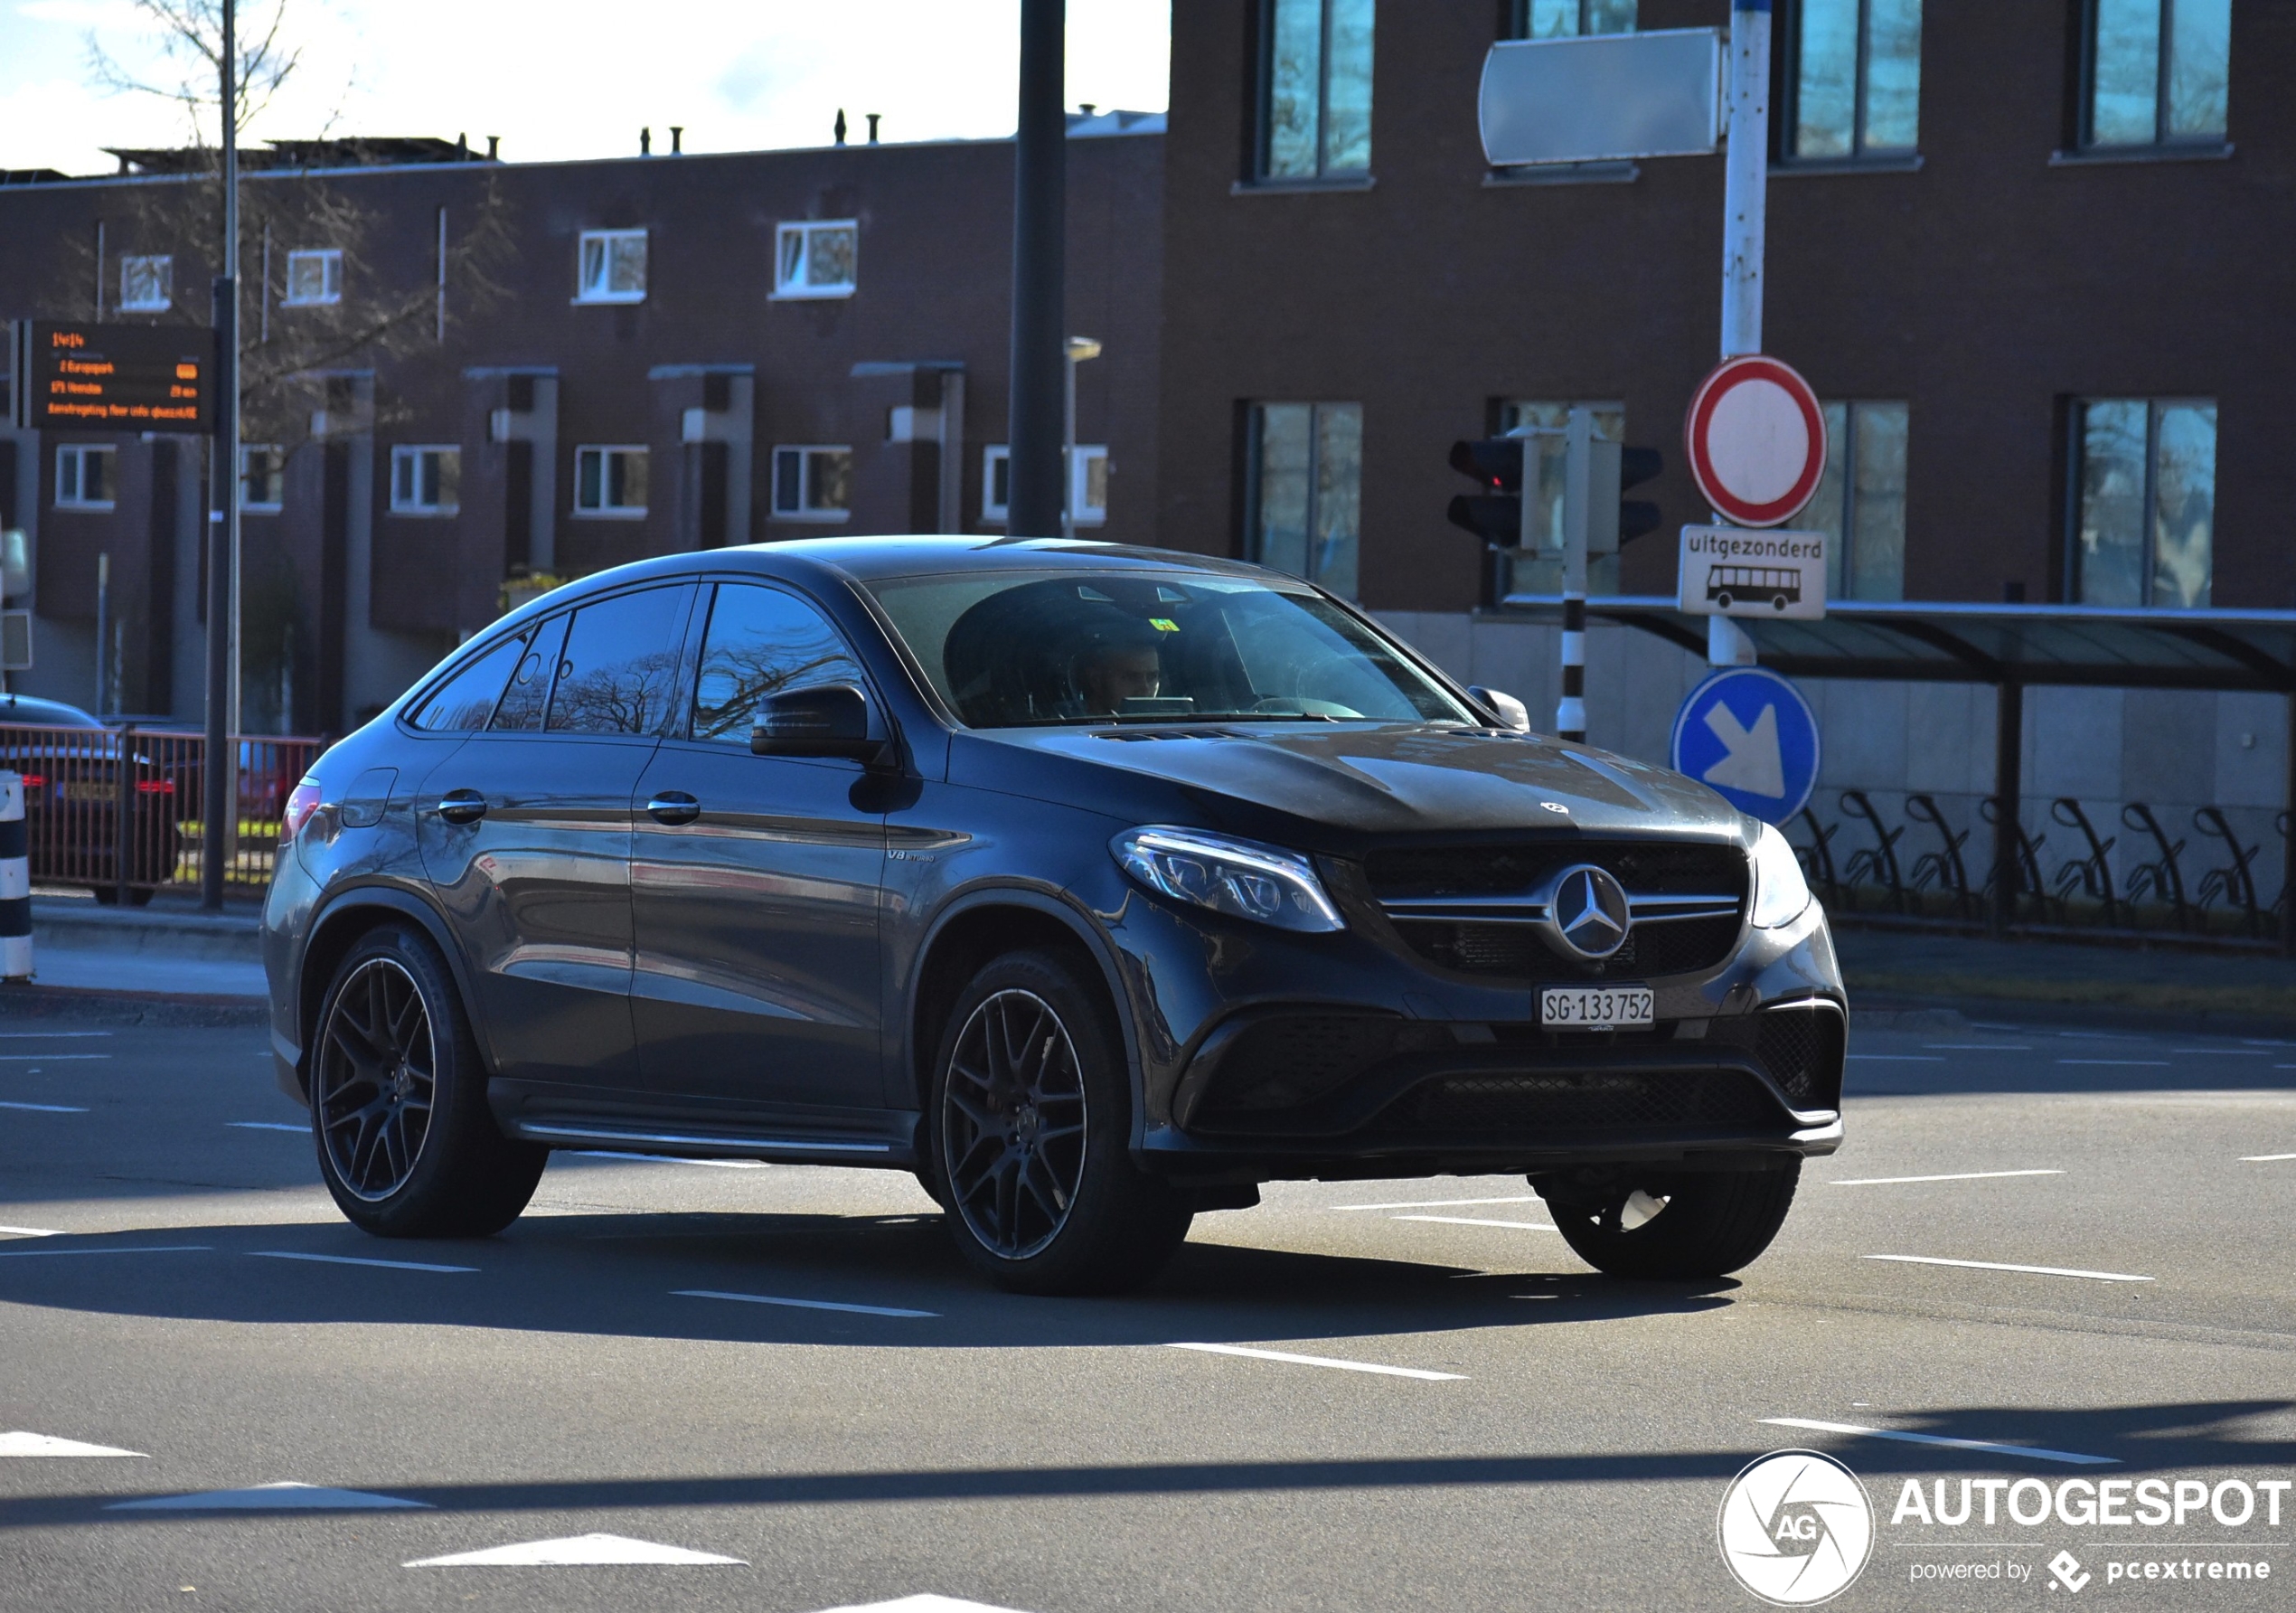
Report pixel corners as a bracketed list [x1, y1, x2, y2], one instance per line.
[1540, 985, 1654, 1030]
[59, 780, 113, 803]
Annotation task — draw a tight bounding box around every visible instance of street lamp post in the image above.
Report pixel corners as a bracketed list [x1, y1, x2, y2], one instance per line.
[1061, 335, 1100, 540]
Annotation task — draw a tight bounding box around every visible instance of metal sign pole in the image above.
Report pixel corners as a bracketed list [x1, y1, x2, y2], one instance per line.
[1709, 0, 1769, 669]
[202, 0, 239, 910]
[1557, 407, 1592, 742]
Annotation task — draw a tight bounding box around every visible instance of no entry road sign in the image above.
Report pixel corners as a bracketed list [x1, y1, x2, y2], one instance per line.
[1683, 354, 1825, 529]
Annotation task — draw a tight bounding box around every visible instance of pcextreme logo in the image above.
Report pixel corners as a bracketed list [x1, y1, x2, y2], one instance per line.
[1718, 1449, 1876, 1606]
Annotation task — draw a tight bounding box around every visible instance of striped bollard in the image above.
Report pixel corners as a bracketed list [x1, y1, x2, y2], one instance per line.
[1, 771, 29, 982]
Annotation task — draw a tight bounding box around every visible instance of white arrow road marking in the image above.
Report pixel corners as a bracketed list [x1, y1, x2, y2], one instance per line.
[1699, 701, 1785, 798]
[1, 1431, 146, 1457]
[1761, 1419, 2117, 1467]
[407, 1533, 743, 1567]
[675, 1289, 938, 1318]
[807, 1599, 1041, 1613]
[1164, 1342, 1465, 1381]
[108, 1482, 430, 1511]
[1862, 1254, 2152, 1283]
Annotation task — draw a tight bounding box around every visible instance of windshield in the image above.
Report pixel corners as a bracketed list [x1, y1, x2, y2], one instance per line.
[868, 570, 1476, 728]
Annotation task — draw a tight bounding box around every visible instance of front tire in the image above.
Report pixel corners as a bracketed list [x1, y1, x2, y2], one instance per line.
[1536, 1162, 1800, 1279]
[309, 924, 545, 1238]
[928, 949, 1190, 1295]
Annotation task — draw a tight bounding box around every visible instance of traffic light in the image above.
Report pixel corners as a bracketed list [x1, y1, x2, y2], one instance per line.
[1445, 437, 1526, 549]
[1587, 441, 1665, 553]
[1616, 444, 1663, 545]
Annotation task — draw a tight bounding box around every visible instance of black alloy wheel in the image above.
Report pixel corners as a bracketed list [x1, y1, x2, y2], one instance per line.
[309, 924, 546, 1238]
[1537, 1161, 1801, 1280]
[930, 950, 1191, 1294]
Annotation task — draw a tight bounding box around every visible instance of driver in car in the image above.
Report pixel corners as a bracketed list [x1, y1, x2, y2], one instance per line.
[1072, 621, 1168, 715]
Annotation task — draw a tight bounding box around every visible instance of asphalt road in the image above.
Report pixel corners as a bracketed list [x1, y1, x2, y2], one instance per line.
[2, 1006, 2292, 1611]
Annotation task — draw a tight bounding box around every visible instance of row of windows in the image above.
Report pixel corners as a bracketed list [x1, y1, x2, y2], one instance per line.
[1237, 395, 2217, 609]
[1254, 0, 2233, 182]
[105, 222, 860, 320]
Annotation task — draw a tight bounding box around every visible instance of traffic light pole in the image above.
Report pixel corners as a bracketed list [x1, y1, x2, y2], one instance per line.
[1557, 408, 1592, 742]
[202, 0, 239, 910]
[1708, 0, 1770, 670]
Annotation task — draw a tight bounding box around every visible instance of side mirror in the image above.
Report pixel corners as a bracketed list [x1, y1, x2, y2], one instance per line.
[1468, 684, 1532, 733]
[751, 684, 892, 765]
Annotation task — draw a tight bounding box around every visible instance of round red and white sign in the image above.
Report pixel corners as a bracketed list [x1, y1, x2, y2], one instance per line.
[1684, 355, 1828, 529]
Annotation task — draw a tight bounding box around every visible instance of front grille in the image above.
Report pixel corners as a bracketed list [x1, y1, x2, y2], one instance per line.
[1754, 1008, 1844, 1108]
[1366, 841, 1747, 901]
[1390, 913, 1745, 981]
[1406, 1069, 1779, 1136]
[1200, 1015, 1420, 1116]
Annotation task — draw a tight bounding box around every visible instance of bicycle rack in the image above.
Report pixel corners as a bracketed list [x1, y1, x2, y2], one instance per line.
[1978, 797, 2056, 921]
[1793, 806, 1842, 907]
[2120, 801, 2192, 932]
[2048, 798, 2122, 928]
[1903, 793, 1976, 920]
[2190, 807, 2263, 938]
[1838, 790, 1908, 914]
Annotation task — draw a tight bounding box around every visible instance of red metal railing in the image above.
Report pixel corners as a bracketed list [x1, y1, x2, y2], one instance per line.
[0, 722, 324, 901]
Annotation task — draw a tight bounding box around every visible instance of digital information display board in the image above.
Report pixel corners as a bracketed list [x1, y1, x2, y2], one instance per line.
[11, 320, 215, 432]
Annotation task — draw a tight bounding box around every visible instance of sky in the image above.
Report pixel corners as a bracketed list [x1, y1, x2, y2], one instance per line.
[0, 0, 1173, 175]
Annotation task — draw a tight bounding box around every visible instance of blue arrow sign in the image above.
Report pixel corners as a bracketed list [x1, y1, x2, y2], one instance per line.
[1670, 666, 1821, 825]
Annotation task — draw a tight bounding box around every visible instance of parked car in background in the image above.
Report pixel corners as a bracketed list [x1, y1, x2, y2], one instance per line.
[0, 693, 193, 903]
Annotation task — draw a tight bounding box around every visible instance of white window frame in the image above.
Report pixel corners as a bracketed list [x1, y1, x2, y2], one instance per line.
[773, 220, 859, 300]
[118, 254, 172, 313]
[981, 443, 1108, 527]
[282, 248, 343, 307]
[55, 444, 118, 511]
[573, 445, 650, 518]
[770, 445, 853, 523]
[240, 444, 286, 513]
[390, 445, 461, 516]
[576, 229, 648, 304]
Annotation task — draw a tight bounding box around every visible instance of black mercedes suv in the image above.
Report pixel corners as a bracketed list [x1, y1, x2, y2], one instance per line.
[262, 538, 1844, 1294]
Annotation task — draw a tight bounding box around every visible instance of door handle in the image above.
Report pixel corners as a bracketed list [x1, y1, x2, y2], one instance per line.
[645, 791, 701, 826]
[436, 788, 488, 825]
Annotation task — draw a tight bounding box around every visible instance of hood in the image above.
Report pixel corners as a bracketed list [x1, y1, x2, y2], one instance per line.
[952, 722, 1751, 850]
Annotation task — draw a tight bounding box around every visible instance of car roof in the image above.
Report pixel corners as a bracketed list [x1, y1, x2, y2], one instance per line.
[0, 693, 103, 728]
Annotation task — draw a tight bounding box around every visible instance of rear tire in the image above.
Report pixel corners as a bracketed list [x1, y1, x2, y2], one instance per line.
[309, 923, 545, 1239]
[927, 949, 1191, 1295]
[1536, 1162, 1800, 1279]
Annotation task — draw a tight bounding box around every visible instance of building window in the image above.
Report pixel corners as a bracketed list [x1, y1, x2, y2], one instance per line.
[577, 229, 647, 303]
[1496, 401, 1625, 595]
[1805, 401, 1908, 601]
[241, 445, 286, 512]
[2082, 0, 2230, 148]
[2070, 398, 2215, 608]
[981, 444, 1106, 526]
[1506, 0, 1634, 37]
[1786, 0, 1922, 160]
[1257, 0, 1375, 181]
[119, 254, 172, 313]
[774, 221, 859, 298]
[771, 446, 852, 522]
[575, 445, 649, 517]
[54, 444, 116, 510]
[391, 446, 461, 515]
[1248, 402, 1361, 598]
[282, 248, 343, 306]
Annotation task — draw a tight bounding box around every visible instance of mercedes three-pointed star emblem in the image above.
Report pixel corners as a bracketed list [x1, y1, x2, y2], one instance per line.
[1538, 863, 1633, 962]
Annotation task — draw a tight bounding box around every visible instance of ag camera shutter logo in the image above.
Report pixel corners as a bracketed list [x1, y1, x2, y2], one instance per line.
[1717, 1449, 1875, 1605]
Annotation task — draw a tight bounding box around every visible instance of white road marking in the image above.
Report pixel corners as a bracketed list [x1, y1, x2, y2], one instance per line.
[109, 1482, 430, 1512]
[1862, 1254, 2152, 1283]
[408, 1532, 745, 1567]
[2241, 1153, 2296, 1163]
[569, 1150, 770, 1170]
[1391, 1214, 1558, 1231]
[806, 1599, 1037, 1613]
[0, 1032, 110, 1039]
[1921, 1043, 2032, 1052]
[0, 1431, 146, 1457]
[228, 1121, 307, 1133]
[0, 1245, 211, 1259]
[0, 1225, 63, 1237]
[0, 1100, 89, 1112]
[1829, 1170, 2065, 1187]
[2056, 1059, 2170, 1067]
[2171, 1047, 2272, 1055]
[1760, 1418, 2117, 1467]
[249, 1250, 475, 1273]
[0, 1054, 108, 1061]
[1332, 1194, 1542, 1212]
[674, 1288, 937, 1318]
[1164, 1342, 1465, 1381]
[1847, 1055, 1943, 1062]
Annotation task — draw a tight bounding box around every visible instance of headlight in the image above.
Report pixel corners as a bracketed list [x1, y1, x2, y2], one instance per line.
[1749, 822, 1813, 929]
[1112, 826, 1345, 933]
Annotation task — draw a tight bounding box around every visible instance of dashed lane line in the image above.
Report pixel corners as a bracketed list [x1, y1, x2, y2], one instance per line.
[1391, 1214, 1558, 1231]
[1761, 1419, 2118, 1467]
[2056, 1059, 2171, 1068]
[228, 1121, 307, 1133]
[1862, 1254, 2153, 1283]
[675, 1288, 938, 1318]
[1164, 1342, 1466, 1382]
[570, 1150, 770, 1170]
[0, 1032, 111, 1039]
[248, 1250, 476, 1274]
[0, 1245, 211, 1258]
[1331, 1194, 1542, 1212]
[2171, 1047, 2274, 1055]
[0, 1054, 109, 1062]
[0, 1226, 64, 1237]
[2242, 1153, 2296, 1163]
[1847, 1055, 1944, 1062]
[1921, 1043, 2033, 1052]
[1, 1431, 147, 1457]
[1829, 1170, 2065, 1186]
[0, 1100, 89, 1113]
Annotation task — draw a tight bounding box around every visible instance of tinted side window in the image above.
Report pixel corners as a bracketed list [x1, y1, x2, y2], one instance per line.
[411, 635, 525, 731]
[490, 614, 569, 732]
[692, 583, 867, 744]
[547, 586, 691, 736]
